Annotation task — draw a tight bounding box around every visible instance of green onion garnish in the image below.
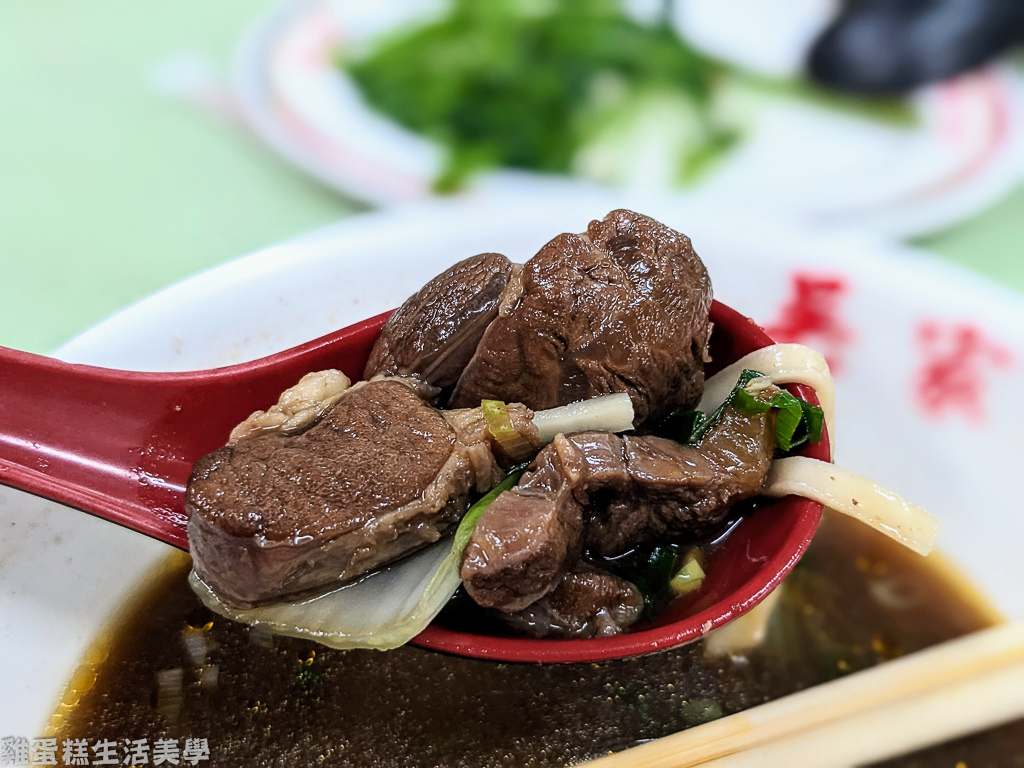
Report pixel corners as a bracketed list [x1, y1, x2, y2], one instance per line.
[665, 369, 824, 451]
[481, 399, 517, 442]
[669, 552, 706, 596]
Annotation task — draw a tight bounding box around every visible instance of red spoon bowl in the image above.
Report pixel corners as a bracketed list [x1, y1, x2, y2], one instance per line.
[0, 301, 827, 664]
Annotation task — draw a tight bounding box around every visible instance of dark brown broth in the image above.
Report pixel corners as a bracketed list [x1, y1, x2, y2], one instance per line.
[55, 513, 1024, 767]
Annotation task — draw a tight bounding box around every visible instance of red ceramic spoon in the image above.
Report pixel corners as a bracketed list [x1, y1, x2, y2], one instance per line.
[0, 301, 827, 662]
[0, 312, 391, 549]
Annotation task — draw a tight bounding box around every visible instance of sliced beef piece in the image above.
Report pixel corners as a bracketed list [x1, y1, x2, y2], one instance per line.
[187, 379, 537, 608]
[497, 563, 643, 638]
[363, 252, 514, 391]
[450, 209, 712, 428]
[462, 389, 779, 612]
[460, 443, 584, 612]
[583, 396, 777, 556]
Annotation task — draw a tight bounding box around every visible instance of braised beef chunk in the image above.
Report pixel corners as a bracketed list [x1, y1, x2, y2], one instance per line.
[187, 379, 529, 608]
[585, 400, 778, 557]
[363, 252, 513, 390]
[497, 563, 643, 638]
[462, 392, 778, 613]
[365, 210, 710, 428]
[461, 446, 584, 612]
[189, 381, 454, 542]
[451, 210, 711, 427]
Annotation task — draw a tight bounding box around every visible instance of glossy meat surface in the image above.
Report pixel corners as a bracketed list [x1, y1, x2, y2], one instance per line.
[460, 446, 584, 612]
[462, 395, 778, 612]
[187, 380, 525, 608]
[189, 381, 455, 542]
[451, 210, 712, 427]
[584, 401, 779, 557]
[364, 252, 514, 391]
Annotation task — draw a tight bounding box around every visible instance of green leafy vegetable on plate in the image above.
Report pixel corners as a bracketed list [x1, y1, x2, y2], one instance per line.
[344, 0, 733, 190]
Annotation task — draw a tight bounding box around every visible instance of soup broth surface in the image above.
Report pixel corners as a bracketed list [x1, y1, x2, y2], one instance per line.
[54, 514, 1024, 767]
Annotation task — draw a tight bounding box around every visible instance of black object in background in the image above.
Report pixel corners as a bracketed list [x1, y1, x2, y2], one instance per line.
[809, 0, 1024, 94]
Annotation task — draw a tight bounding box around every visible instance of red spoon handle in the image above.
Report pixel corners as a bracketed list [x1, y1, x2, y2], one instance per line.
[0, 312, 389, 549]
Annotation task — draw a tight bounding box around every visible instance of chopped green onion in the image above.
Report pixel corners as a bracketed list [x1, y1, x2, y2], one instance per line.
[731, 376, 775, 415]
[610, 544, 681, 621]
[480, 399, 534, 459]
[755, 387, 825, 451]
[481, 399, 518, 442]
[768, 390, 804, 449]
[664, 369, 824, 451]
[452, 467, 526, 556]
[669, 552, 706, 596]
[690, 369, 764, 443]
[639, 546, 680, 593]
[735, 386, 812, 451]
[794, 399, 825, 449]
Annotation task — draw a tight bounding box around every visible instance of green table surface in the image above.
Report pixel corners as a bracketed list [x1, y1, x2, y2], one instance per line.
[2, 1, 1022, 355]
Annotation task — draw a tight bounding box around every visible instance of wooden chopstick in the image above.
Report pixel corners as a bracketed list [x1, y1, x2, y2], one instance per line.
[583, 622, 1024, 768]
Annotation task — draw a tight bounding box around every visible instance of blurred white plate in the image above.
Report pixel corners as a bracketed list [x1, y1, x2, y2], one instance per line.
[2, 196, 1023, 738]
[233, 0, 1024, 237]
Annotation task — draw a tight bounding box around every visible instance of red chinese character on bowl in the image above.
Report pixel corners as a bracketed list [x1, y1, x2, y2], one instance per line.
[914, 320, 1011, 421]
[765, 272, 854, 374]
